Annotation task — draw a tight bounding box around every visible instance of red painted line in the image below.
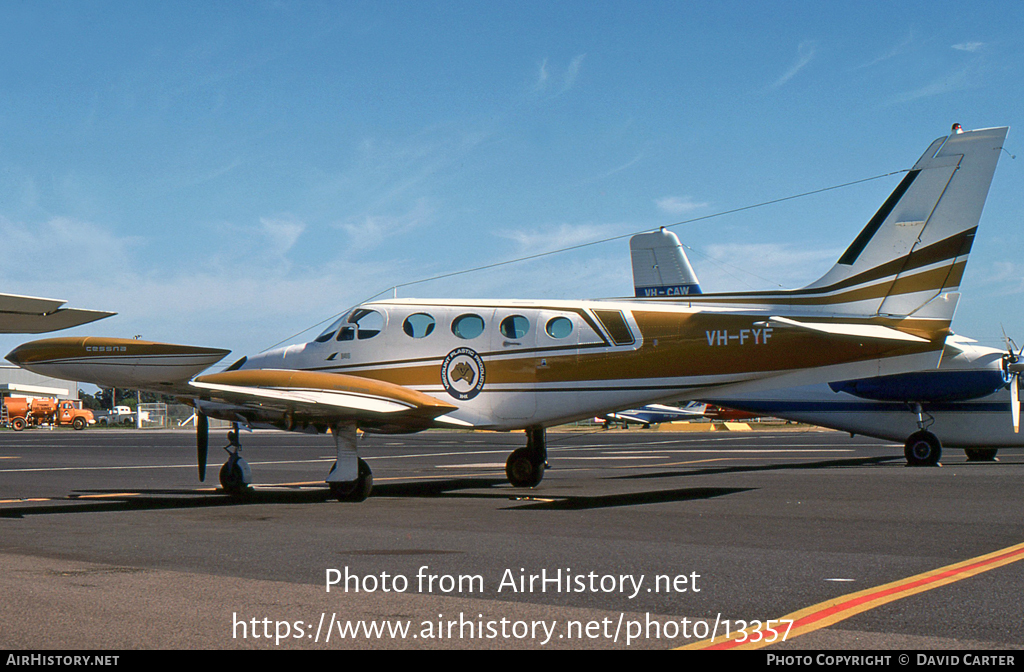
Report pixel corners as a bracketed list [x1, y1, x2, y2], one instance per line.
[703, 543, 1024, 650]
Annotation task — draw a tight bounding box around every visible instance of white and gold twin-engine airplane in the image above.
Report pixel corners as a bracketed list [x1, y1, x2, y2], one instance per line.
[5, 125, 1009, 501]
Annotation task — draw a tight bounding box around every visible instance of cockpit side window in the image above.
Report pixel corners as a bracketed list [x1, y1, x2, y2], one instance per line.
[499, 315, 530, 339]
[546, 316, 573, 339]
[452, 314, 485, 339]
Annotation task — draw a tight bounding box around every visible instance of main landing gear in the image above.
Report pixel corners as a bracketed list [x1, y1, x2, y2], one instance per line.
[506, 427, 548, 488]
[903, 403, 941, 467]
[219, 425, 253, 492]
[901, 404, 1000, 465]
[327, 424, 373, 502]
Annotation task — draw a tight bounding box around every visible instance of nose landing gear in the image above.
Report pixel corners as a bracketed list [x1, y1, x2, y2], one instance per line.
[219, 424, 253, 492]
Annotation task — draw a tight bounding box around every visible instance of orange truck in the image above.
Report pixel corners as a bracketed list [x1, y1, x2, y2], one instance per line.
[2, 397, 96, 431]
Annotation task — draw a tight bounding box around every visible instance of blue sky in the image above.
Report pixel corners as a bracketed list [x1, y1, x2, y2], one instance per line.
[0, 0, 1022, 364]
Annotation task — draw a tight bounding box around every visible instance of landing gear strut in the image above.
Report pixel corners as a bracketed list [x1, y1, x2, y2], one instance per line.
[327, 424, 373, 502]
[219, 424, 252, 492]
[904, 404, 941, 467]
[506, 427, 547, 487]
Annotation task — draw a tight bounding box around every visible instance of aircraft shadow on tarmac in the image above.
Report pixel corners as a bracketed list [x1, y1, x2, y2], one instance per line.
[0, 477, 754, 517]
[608, 453, 904, 481]
[0, 454, 913, 518]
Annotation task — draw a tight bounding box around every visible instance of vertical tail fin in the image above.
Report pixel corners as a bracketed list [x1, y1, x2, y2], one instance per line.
[630, 228, 702, 297]
[803, 125, 1008, 318]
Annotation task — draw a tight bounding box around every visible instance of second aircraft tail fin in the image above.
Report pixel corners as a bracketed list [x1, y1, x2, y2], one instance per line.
[630, 228, 702, 297]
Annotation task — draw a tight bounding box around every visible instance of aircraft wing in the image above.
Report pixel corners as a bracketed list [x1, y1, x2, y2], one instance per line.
[190, 369, 463, 432]
[0, 293, 114, 333]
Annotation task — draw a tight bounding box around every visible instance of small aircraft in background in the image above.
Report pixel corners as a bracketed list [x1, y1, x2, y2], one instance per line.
[596, 401, 709, 429]
[703, 334, 1020, 466]
[625, 174, 1020, 467]
[0, 292, 112, 333]
[6, 125, 1008, 497]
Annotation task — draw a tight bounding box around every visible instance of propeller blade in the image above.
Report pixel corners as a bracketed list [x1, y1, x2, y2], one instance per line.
[1012, 377, 1020, 434]
[197, 413, 209, 481]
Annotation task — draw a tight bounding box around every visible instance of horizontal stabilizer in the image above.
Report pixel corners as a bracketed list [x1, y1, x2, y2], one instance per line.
[759, 316, 930, 343]
[0, 292, 114, 334]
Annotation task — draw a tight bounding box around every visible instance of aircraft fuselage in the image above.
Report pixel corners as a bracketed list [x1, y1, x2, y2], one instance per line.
[237, 298, 945, 431]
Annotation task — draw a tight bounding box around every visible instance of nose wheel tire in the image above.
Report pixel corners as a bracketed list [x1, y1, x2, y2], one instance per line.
[904, 430, 942, 467]
[219, 451, 252, 493]
[219, 462, 247, 492]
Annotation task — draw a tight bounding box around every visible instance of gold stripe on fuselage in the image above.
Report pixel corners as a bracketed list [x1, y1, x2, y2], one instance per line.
[301, 307, 947, 389]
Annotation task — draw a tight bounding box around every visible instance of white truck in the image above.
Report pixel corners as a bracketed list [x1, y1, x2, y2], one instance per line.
[96, 405, 137, 426]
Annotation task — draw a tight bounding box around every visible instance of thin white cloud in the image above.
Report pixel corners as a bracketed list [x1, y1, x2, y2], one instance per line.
[530, 54, 586, 96]
[656, 196, 710, 216]
[564, 54, 586, 91]
[260, 216, 305, 253]
[498, 222, 621, 255]
[952, 42, 985, 52]
[338, 199, 434, 249]
[772, 41, 816, 88]
[577, 154, 645, 185]
[534, 58, 549, 92]
[887, 66, 972, 105]
[853, 32, 915, 70]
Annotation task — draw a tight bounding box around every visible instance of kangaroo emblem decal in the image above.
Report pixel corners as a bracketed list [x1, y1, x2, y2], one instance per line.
[441, 348, 486, 401]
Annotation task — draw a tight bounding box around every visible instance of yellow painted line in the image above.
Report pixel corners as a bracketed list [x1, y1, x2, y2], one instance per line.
[0, 456, 18, 459]
[0, 498, 51, 504]
[72, 492, 141, 499]
[682, 540, 1024, 649]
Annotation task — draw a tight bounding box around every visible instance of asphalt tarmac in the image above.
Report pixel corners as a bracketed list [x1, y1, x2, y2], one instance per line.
[0, 426, 1022, 651]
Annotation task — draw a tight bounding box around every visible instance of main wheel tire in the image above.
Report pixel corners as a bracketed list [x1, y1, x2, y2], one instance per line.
[72, 417, 86, 430]
[904, 430, 942, 467]
[219, 460, 248, 492]
[506, 448, 545, 487]
[330, 458, 373, 502]
[964, 448, 998, 462]
[11, 417, 26, 431]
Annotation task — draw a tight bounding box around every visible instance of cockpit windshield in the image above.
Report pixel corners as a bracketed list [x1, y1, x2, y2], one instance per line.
[313, 307, 385, 343]
[314, 316, 346, 343]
